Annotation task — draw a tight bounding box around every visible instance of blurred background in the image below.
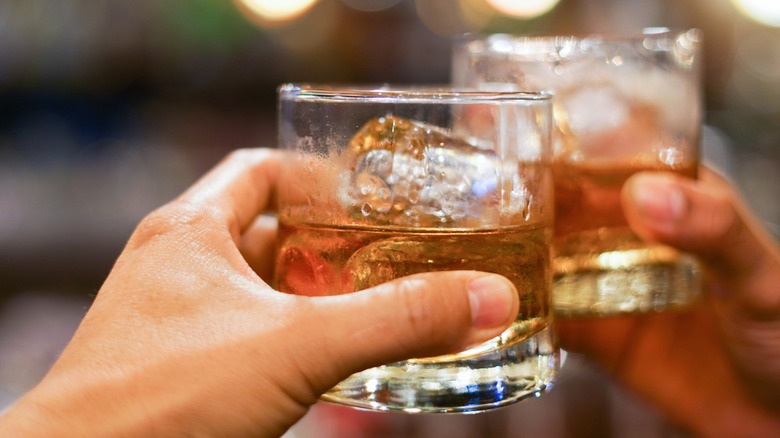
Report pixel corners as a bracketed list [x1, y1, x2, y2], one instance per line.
[1, 0, 779, 436]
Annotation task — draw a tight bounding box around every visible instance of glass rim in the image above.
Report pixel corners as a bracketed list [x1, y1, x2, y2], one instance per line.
[455, 27, 702, 46]
[278, 83, 553, 103]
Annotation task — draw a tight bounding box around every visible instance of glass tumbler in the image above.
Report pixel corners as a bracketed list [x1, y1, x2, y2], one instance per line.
[453, 29, 703, 317]
[274, 84, 558, 413]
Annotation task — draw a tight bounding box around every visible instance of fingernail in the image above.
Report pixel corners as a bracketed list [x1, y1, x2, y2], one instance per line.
[631, 175, 686, 223]
[468, 275, 516, 328]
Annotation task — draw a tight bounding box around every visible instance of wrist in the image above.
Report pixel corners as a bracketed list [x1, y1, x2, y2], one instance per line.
[0, 377, 162, 438]
[1, 397, 67, 438]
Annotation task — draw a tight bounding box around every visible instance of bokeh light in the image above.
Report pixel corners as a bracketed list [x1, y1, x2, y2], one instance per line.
[234, 0, 318, 25]
[486, 0, 561, 19]
[730, 0, 780, 27]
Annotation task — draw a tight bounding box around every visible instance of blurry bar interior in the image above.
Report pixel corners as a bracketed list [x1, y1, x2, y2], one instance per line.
[1, 0, 779, 436]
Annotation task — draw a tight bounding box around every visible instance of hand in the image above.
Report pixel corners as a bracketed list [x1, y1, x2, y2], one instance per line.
[0, 149, 519, 438]
[557, 168, 780, 437]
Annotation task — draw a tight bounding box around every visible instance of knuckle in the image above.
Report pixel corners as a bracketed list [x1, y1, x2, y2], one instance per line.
[702, 176, 742, 237]
[129, 201, 223, 249]
[711, 192, 744, 245]
[699, 186, 766, 277]
[225, 147, 255, 164]
[225, 147, 275, 168]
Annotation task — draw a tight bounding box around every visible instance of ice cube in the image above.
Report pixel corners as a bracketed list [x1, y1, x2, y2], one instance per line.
[339, 116, 527, 227]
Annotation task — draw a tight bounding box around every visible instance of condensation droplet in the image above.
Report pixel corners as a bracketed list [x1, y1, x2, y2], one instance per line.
[361, 203, 373, 216]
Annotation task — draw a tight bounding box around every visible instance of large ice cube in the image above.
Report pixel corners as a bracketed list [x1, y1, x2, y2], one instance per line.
[339, 115, 528, 227]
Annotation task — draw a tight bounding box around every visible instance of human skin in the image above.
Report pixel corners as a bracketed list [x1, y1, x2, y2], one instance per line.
[0, 148, 519, 438]
[557, 169, 780, 437]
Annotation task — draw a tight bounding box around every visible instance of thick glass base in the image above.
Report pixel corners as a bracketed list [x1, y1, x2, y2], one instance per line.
[321, 326, 559, 413]
[553, 241, 701, 317]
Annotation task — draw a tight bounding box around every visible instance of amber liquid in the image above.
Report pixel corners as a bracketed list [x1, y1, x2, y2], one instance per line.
[276, 220, 552, 351]
[554, 160, 696, 235]
[552, 161, 700, 316]
[274, 217, 558, 412]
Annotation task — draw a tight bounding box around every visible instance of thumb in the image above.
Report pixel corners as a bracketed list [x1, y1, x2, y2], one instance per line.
[621, 169, 780, 317]
[307, 271, 519, 387]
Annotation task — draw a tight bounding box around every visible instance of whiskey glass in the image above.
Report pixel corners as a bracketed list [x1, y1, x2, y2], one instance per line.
[453, 29, 703, 316]
[275, 84, 558, 412]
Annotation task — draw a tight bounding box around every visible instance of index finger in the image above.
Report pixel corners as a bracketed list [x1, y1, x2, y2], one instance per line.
[179, 148, 283, 237]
